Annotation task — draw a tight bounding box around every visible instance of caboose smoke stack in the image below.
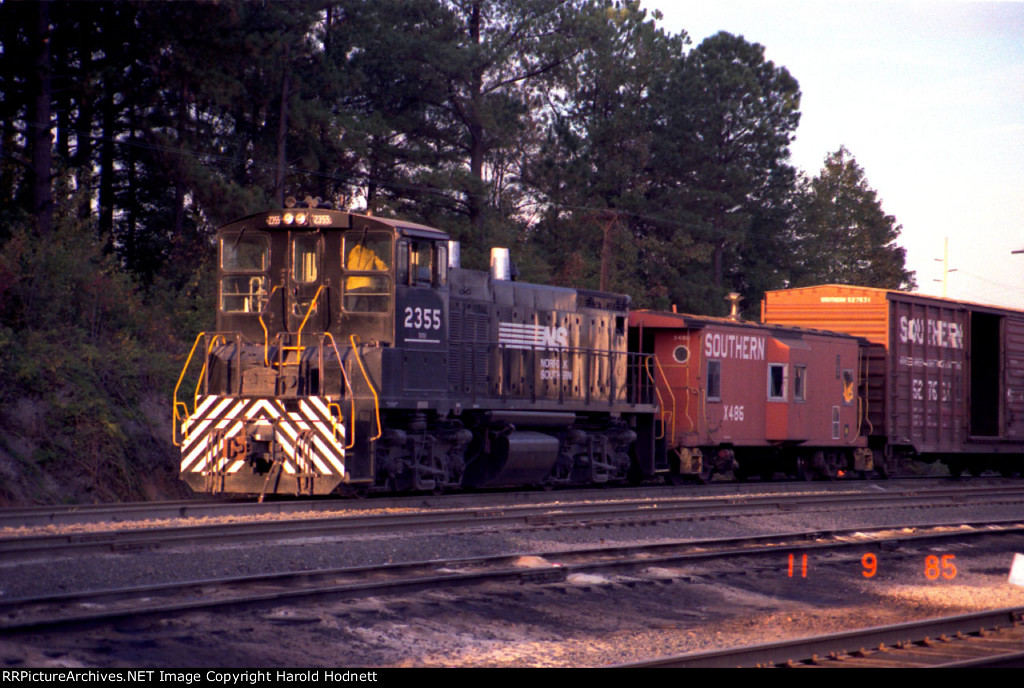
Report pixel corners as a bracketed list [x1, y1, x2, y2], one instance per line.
[726, 292, 743, 321]
[490, 248, 511, 281]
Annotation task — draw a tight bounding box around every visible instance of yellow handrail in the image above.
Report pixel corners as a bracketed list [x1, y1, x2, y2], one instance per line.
[349, 334, 382, 442]
[274, 285, 327, 368]
[258, 284, 283, 366]
[192, 334, 226, 411]
[644, 355, 676, 442]
[172, 332, 208, 446]
[295, 285, 326, 352]
[323, 332, 358, 449]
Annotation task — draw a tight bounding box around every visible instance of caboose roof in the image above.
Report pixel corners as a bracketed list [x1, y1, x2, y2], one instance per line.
[631, 309, 860, 341]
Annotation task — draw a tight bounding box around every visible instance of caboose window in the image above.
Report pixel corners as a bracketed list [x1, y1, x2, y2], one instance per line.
[706, 360, 721, 401]
[842, 369, 855, 405]
[768, 363, 788, 401]
[794, 365, 807, 402]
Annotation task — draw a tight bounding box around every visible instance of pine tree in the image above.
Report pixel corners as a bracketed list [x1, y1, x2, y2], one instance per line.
[793, 147, 916, 290]
[649, 31, 802, 314]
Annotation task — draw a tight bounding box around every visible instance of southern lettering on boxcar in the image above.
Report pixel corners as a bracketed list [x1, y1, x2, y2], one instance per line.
[762, 284, 1024, 476]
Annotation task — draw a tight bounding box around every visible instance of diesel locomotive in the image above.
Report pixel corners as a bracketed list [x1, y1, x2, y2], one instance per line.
[173, 202, 663, 496]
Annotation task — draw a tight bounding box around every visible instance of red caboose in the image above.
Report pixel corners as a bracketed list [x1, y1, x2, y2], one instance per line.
[631, 311, 871, 481]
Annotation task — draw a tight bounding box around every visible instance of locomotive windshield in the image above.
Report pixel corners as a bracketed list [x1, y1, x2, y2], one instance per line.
[343, 230, 392, 313]
[291, 234, 319, 284]
[220, 232, 269, 313]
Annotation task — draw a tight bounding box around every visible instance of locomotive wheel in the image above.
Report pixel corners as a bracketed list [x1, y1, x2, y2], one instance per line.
[696, 456, 714, 484]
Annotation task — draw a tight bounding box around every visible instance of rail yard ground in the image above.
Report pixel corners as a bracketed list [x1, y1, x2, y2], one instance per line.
[3, 483, 1024, 667]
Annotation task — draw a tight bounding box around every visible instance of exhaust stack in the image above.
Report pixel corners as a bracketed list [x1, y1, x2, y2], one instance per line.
[490, 248, 511, 281]
[726, 292, 743, 321]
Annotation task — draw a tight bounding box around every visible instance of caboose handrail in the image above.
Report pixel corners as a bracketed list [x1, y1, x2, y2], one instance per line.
[644, 355, 675, 442]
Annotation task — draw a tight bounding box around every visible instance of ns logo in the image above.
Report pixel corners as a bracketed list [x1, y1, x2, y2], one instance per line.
[540, 326, 568, 348]
[498, 322, 569, 350]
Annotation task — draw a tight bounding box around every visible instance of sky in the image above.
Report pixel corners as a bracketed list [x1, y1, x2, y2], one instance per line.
[643, 0, 1024, 309]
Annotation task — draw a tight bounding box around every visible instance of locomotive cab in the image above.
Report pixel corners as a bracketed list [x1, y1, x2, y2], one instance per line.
[176, 206, 453, 496]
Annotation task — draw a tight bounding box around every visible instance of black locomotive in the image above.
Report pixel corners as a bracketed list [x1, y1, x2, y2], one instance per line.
[174, 203, 663, 496]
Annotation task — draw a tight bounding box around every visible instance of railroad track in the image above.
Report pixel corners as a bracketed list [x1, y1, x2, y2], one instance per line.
[4, 483, 1024, 563]
[0, 476, 1013, 530]
[623, 608, 1024, 667]
[3, 521, 1023, 637]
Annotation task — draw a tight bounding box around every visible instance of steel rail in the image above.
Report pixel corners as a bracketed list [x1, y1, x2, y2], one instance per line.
[2, 522, 1024, 636]
[3, 487, 1024, 562]
[619, 607, 1024, 668]
[0, 477, 1014, 529]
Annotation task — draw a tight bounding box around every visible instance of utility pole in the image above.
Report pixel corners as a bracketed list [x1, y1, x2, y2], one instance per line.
[934, 237, 958, 298]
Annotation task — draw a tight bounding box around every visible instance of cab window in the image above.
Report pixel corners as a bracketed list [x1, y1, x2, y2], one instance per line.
[410, 240, 433, 286]
[397, 239, 445, 287]
[221, 233, 269, 271]
[292, 235, 319, 283]
[343, 231, 391, 313]
[220, 233, 269, 313]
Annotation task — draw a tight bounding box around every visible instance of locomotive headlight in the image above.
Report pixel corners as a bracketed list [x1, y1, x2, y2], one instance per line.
[295, 212, 308, 225]
[283, 212, 295, 225]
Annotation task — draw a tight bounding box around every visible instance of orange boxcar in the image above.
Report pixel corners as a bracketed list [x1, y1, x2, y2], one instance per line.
[762, 285, 1024, 476]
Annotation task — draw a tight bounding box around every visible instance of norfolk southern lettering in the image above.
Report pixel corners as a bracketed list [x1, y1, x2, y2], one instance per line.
[704, 333, 765, 361]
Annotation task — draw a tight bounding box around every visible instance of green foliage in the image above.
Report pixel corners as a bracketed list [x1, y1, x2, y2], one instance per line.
[0, 192, 188, 504]
[648, 31, 802, 314]
[792, 147, 917, 290]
